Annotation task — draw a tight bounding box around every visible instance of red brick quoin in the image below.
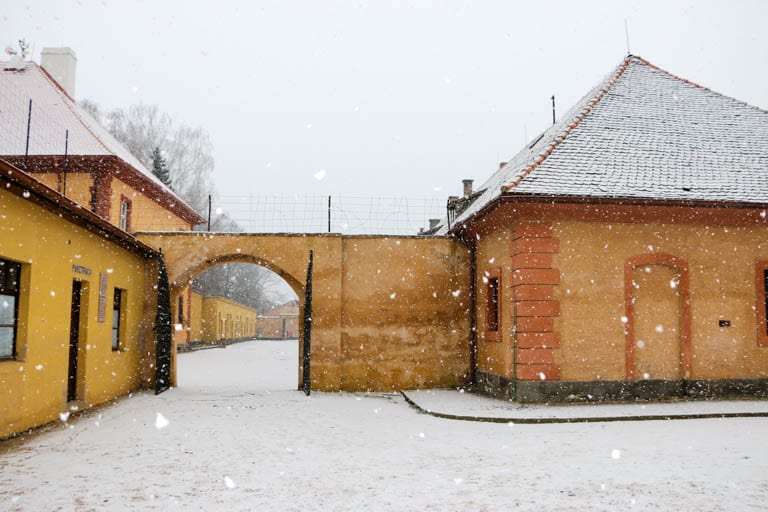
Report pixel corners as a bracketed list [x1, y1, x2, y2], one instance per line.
[510, 223, 561, 381]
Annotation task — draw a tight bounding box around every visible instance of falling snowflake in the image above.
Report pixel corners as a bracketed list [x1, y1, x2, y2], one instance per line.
[155, 412, 169, 430]
[611, 449, 621, 459]
[224, 476, 236, 489]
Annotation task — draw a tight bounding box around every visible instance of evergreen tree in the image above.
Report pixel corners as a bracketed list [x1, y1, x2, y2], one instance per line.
[150, 146, 172, 188]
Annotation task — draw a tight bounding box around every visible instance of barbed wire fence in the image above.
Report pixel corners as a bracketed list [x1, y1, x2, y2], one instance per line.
[204, 194, 447, 235]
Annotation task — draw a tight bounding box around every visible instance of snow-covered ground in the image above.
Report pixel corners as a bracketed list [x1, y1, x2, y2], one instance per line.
[1, 340, 766, 511]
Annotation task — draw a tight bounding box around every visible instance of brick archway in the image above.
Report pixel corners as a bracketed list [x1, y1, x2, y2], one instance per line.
[138, 232, 345, 391]
[624, 253, 692, 380]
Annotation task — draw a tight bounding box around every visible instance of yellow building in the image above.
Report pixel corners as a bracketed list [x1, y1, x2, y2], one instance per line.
[257, 300, 299, 339]
[0, 159, 159, 439]
[0, 52, 204, 233]
[0, 50, 205, 356]
[201, 297, 258, 342]
[438, 55, 768, 402]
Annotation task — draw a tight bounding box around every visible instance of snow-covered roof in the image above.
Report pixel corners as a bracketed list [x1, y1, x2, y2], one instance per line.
[0, 61, 198, 219]
[440, 55, 768, 234]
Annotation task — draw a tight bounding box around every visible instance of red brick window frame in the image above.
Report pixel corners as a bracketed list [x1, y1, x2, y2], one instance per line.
[484, 268, 501, 342]
[756, 261, 768, 347]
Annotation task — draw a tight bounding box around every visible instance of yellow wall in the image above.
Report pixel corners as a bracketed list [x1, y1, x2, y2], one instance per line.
[109, 177, 192, 232]
[339, 237, 471, 390]
[32, 172, 193, 232]
[554, 221, 768, 381]
[189, 290, 204, 342]
[35, 172, 94, 209]
[257, 315, 299, 339]
[0, 188, 149, 439]
[139, 232, 473, 392]
[200, 296, 257, 342]
[468, 202, 768, 385]
[474, 223, 515, 379]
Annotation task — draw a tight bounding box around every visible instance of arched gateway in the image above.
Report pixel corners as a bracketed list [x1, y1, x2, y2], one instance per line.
[137, 232, 472, 392]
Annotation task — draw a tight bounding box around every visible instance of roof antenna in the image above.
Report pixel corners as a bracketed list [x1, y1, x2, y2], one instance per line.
[624, 19, 632, 55]
[551, 95, 556, 125]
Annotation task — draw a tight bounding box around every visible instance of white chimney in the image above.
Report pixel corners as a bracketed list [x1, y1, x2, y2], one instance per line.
[41, 47, 77, 98]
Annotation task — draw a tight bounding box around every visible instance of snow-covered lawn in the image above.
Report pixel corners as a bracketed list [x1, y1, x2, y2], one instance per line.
[1, 340, 766, 511]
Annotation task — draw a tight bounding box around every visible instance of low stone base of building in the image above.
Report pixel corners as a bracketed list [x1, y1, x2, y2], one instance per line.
[473, 370, 768, 403]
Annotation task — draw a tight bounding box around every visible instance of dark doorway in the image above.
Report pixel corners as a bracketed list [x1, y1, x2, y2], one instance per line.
[67, 280, 82, 402]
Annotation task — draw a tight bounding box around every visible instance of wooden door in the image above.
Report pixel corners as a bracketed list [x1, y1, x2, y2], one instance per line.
[67, 280, 82, 402]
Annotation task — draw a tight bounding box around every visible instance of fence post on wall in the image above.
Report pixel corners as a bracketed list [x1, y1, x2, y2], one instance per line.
[207, 195, 212, 231]
[24, 99, 32, 169]
[327, 195, 331, 233]
[302, 250, 314, 396]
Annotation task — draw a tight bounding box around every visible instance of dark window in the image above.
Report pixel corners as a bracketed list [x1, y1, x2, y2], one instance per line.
[0, 258, 21, 359]
[112, 288, 123, 351]
[487, 276, 499, 332]
[178, 295, 184, 324]
[756, 262, 768, 348]
[764, 269, 768, 336]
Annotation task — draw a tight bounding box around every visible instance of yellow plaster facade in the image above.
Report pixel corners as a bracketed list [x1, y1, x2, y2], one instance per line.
[201, 296, 257, 342]
[0, 183, 154, 439]
[137, 232, 472, 392]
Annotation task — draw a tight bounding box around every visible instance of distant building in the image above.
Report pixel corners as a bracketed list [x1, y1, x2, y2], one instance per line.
[257, 300, 299, 339]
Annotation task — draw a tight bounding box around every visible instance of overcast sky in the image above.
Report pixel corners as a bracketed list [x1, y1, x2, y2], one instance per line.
[3, 0, 767, 201]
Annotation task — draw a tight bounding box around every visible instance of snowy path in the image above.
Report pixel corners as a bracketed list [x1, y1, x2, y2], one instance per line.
[403, 389, 768, 423]
[0, 340, 766, 511]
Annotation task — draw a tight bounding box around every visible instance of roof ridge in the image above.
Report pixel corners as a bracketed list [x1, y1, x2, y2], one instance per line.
[34, 62, 117, 156]
[500, 55, 635, 193]
[635, 56, 768, 115]
[33, 62, 122, 160]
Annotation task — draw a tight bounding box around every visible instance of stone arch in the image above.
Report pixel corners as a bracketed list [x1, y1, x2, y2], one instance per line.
[171, 253, 305, 298]
[624, 253, 692, 380]
[138, 232, 344, 391]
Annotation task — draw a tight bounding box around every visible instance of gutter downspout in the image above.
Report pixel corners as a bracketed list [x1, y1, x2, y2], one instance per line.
[468, 242, 477, 386]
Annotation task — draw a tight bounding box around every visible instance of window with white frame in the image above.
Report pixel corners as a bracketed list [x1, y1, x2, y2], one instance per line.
[0, 258, 21, 359]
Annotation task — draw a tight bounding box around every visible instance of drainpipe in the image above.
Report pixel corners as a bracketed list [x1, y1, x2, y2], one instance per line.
[468, 242, 477, 386]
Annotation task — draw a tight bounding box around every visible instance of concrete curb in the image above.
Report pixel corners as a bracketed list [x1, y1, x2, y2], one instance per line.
[400, 391, 768, 424]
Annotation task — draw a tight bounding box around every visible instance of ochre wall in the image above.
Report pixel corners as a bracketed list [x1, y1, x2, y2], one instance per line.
[200, 296, 257, 341]
[474, 224, 514, 379]
[0, 189, 149, 439]
[109, 177, 192, 232]
[257, 316, 298, 339]
[340, 237, 472, 390]
[554, 220, 768, 381]
[137, 232, 472, 392]
[34, 172, 93, 210]
[189, 290, 204, 342]
[468, 201, 768, 385]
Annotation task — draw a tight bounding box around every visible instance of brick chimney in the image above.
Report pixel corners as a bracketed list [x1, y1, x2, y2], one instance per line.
[41, 47, 77, 98]
[462, 179, 474, 198]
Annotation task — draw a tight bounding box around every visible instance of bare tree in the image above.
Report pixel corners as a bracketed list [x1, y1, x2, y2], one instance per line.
[78, 99, 290, 309]
[80, 100, 213, 215]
